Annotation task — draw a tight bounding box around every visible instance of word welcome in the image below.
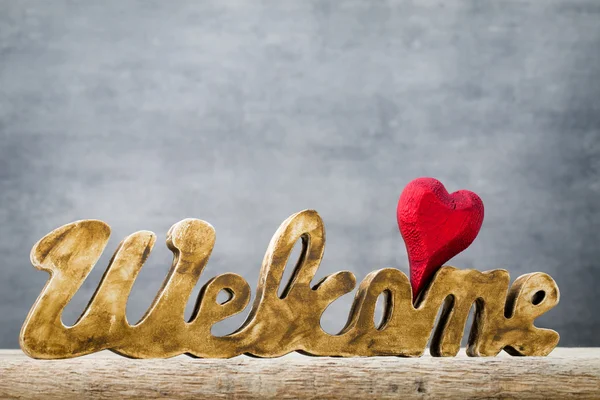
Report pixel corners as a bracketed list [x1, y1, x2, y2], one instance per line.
[21, 210, 559, 359]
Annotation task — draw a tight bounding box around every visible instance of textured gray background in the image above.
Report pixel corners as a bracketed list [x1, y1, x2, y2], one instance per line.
[1, 0, 599, 349]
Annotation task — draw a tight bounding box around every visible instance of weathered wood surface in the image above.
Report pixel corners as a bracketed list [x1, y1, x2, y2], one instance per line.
[1, 348, 599, 399]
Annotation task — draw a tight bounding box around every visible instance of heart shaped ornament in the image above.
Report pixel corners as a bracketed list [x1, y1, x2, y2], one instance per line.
[397, 177, 484, 300]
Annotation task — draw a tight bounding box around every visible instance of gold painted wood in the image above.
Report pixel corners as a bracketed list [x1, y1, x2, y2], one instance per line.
[20, 210, 559, 359]
[2, 349, 598, 399]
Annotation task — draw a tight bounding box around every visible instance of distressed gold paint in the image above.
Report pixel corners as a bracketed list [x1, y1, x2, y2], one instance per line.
[20, 210, 559, 359]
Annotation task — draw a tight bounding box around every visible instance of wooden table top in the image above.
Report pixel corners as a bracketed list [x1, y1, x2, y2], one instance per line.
[1, 348, 599, 399]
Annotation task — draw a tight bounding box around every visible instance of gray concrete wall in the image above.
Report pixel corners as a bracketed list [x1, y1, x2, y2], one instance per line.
[1, 0, 599, 349]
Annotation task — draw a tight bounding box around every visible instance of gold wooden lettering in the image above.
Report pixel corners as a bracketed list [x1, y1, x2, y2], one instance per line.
[20, 210, 559, 359]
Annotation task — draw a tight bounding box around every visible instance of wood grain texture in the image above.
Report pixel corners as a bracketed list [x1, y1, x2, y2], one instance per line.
[1, 348, 598, 399]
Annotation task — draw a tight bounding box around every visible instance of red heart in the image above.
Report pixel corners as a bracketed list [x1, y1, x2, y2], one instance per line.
[397, 177, 484, 299]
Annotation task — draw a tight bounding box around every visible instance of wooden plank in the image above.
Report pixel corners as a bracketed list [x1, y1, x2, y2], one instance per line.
[1, 348, 599, 399]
